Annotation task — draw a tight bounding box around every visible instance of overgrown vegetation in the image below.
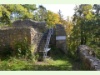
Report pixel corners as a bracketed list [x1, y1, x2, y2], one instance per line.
[0, 38, 34, 60]
[0, 4, 100, 70]
[0, 46, 87, 70]
[66, 4, 100, 59]
[13, 38, 32, 59]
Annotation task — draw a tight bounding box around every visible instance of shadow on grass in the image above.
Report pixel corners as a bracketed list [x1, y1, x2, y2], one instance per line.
[46, 46, 89, 71]
[21, 52, 88, 71]
[21, 65, 72, 71]
[0, 46, 89, 71]
[22, 47, 74, 71]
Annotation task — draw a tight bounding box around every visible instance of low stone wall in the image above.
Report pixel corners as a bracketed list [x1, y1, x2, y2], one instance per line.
[77, 45, 100, 70]
[0, 27, 43, 55]
[12, 19, 47, 33]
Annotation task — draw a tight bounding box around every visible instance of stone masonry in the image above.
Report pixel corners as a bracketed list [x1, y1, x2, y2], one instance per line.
[12, 19, 47, 33]
[0, 27, 42, 54]
[55, 24, 67, 54]
[0, 19, 67, 58]
[77, 45, 100, 70]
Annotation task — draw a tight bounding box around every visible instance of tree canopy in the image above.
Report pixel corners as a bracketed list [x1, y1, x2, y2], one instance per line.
[46, 10, 61, 27]
[0, 4, 37, 25]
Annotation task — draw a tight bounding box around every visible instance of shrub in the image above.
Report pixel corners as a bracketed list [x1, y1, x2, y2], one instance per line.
[13, 38, 32, 59]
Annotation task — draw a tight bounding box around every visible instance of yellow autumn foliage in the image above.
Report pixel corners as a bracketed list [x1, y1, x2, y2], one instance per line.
[46, 10, 61, 28]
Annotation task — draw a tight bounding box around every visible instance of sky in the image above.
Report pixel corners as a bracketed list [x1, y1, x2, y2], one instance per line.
[36, 4, 76, 20]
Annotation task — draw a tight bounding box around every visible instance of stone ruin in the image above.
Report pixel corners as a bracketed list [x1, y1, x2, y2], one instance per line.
[55, 24, 67, 54]
[0, 19, 67, 59]
[0, 27, 42, 56]
[77, 45, 100, 70]
[1, 19, 100, 70]
[12, 19, 47, 33]
[12, 20, 67, 55]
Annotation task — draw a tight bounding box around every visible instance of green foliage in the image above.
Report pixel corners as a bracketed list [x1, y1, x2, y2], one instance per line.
[22, 4, 37, 12]
[67, 4, 100, 59]
[65, 17, 73, 36]
[0, 38, 34, 60]
[0, 4, 36, 26]
[0, 4, 100, 70]
[0, 46, 87, 70]
[0, 5, 11, 25]
[46, 10, 60, 28]
[33, 5, 47, 21]
[14, 38, 32, 59]
[0, 57, 33, 70]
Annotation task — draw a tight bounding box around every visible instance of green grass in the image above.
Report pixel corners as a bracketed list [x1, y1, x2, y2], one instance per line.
[0, 46, 87, 71]
[0, 57, 34, 70]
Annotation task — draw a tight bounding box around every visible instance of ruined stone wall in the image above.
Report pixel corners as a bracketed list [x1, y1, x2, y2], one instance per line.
[12, 20, 67, 54]
[12, 19, 47, 33]
[11, 19, 48, 53]
[77, 45, 100, 70]
[31, 29, 43, 53]
[0, 27, 43, 54]
[55, 24, 67, 54]
[0, 19, 67, 58]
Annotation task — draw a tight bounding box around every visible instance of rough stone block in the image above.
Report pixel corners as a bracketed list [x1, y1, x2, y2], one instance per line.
[77, 45, 100, 70]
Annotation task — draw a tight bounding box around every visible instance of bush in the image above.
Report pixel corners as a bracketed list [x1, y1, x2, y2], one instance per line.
[13, 38, 32, 59]
[0, 57, 33, 70]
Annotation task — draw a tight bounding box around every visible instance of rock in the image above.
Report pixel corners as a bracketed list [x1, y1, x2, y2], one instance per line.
[77, 45, 100, 70]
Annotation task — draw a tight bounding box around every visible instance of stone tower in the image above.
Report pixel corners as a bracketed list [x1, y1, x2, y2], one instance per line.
[55, 24, 67, 54]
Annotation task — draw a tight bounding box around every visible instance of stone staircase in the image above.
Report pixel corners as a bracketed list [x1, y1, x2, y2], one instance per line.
[38, 29, 49, 52]
[37, 28, 53, 60]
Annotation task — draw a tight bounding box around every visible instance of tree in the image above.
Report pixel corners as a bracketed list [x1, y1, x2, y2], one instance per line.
[33, 5, 47, 21]
[0, 4, 37, 25]
[73, 4, 94, 45]
[93, 4, 100, 15]
[0, 5, 11, 25]
[58, 10, 63, 24]
[7, 4, 34, 20]
[92, 4, 100, 46]
[67, 4, 95, 57]
[66, 16, 73, 36]
[22, 4, 37, 13]
[46, 10, 60, 28]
